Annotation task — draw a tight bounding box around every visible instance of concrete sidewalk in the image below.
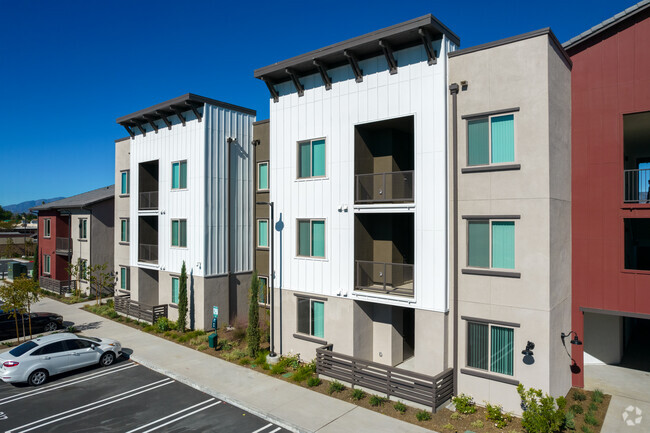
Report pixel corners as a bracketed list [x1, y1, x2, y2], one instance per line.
[28, 297, 433, 433]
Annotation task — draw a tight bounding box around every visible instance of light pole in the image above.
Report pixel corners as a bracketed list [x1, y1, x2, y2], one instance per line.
[256, 201, 276, 358]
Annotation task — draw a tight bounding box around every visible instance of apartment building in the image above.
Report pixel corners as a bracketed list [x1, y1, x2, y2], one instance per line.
[255, 15, 573, 413]
[115, 93, 256, 329]
[253, 119, 271, 305]
[255, 13, 458, 386]
[449, 30, 572, 411]
[32, 186, 115, 294]
[564, 0, 650, 390]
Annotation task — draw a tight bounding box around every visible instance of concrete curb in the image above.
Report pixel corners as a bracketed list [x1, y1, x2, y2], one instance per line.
[128, 353, 306, 433]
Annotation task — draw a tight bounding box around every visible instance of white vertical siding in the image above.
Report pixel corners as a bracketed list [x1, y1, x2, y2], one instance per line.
[204, 104, 255, 275]
[270, 40, 450, 312]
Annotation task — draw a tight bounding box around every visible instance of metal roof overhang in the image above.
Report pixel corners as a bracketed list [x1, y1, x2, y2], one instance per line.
[254, 14, 459, 86]
[116, 93, 256, 137]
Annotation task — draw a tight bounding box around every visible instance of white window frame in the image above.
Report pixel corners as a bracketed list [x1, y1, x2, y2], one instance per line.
[171, 219, 187, 248]
[257, 218, 269, 249]
[258, 276, 269, 306]
[296, 138, 327, 179]
[171, 276, 180, 305]
[257, 161, 269, 191]
[120, 266, 130, 291]
[43, 218, 51, 238]
[296, 296, 325, 339]
[171, 160, 188, 191]
[120, 170, 130, 195]
[80, 259, 88, 282]
[466, 112, 517, 168]
[79, 218, 88, 240]
[120, 218, 130, 243]
[466, 219, 516, 271]
[296, 219, 326, 258]
[43, 254, 51, 275]
[465, 320, 515, 377]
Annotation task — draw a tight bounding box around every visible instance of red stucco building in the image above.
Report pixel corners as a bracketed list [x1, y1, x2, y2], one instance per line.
[566, 1, 650, 387]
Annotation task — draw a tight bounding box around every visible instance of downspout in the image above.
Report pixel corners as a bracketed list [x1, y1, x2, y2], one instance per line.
[449, 82, 459, 396]
[227, 137, 234, 323]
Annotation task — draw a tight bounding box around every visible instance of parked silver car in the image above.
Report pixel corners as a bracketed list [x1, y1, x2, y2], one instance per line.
[0, 333, 122, 386]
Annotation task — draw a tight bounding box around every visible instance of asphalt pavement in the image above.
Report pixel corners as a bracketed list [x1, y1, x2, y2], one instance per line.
[0, 356, 289, 433]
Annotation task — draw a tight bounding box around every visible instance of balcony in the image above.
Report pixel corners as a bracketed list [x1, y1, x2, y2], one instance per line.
[624, 168, 650, 203]
[356, 171, 413, 203]
[139, 244, 158, 264]
[355, 261, 414, 298]
[55, 237, 71, 255]
[139, 191, 159, 210]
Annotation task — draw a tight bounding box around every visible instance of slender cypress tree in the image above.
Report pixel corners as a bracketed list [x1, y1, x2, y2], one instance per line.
[178, 261, 188, 332]
[247, 271, 260, 357]
[32, 245, 38, 282]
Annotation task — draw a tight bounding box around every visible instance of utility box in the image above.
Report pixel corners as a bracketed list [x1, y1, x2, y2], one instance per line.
[8, 262, 27, 280]
[208, 333, 217, 349]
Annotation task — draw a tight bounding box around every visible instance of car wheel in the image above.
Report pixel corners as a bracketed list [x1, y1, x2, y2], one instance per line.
[100, 351, 115, 367]
[43, 322, 58, 332]
[28, 370, 48, 386]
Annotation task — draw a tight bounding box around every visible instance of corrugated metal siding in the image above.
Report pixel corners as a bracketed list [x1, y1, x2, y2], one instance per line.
[204, 104, 255, 275]
[270, 38, 452, 312]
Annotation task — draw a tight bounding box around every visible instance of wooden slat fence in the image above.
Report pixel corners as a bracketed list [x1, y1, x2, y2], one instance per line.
[40, 276, 75, 296]
[114, 295, 168, 324]
[316, 344, 454, 412]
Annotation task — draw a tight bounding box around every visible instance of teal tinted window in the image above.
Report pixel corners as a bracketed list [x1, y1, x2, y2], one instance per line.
[121, 171, 129, 194]
[172, 277, 179, 304]
[311, 221, 325, 257]
[298, 221, 311, 256]
[467, 322, 488, 370]
[491, 115, 515, 163]
[258, 220, 268, 247]
[468, 221, 489, 267]
[297, 297, 309, 334]
[258, 162, 268, 190]
[258, 277, 268, 304]
[491, 326, 513, 375]
[172, 220, 179, 246]
[179, 161, 187, 189]
[120, 268, 127, 290]
[172, 162, 180, 189]
[468, 118, 489, 166]
[492, 221, 515, 269]
[312, 140, 325, 176]
[179, 220, 187, 247]
[311, 301, 324, 338]
[299, 143, 311, 178]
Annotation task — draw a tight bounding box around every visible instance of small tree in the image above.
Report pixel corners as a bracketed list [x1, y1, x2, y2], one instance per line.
[66, 258, 82, 297]
[88, 263, 114, 305]
[0, 277, 28, 342]
[12, 276, 40, 339]
[32, 245, 39, 282]
[177, 261, 188, 332]
[247, 271, 261, 357]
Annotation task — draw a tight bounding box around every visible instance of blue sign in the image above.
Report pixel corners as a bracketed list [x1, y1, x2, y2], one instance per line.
[213, 306, 218, 318]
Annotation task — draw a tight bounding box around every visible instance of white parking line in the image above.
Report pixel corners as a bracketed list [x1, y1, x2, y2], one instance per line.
[140, 401, 223, 433]
[0, 362, 137, 406]
[7, 378, 174, 433]
[125, 398, 217, 433]
[252, 423, 273, 433]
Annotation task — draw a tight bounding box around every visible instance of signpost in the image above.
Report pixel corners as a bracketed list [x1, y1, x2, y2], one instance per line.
[209, 306, 219, 349]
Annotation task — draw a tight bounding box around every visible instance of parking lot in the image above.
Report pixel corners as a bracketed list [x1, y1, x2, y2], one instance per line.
[0, 357, 290, 432]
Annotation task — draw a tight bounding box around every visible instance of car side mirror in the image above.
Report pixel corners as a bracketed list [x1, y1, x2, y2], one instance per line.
[91, 344, 97, 349]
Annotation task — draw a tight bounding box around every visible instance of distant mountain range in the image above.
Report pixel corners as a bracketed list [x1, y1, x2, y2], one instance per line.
[3, 197, 65, 214]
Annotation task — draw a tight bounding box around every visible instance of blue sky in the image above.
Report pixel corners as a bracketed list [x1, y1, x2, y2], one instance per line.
[0, 0, 639, 206]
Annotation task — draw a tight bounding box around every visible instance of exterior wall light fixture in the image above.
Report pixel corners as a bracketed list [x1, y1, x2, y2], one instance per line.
[521, 341, 535, 356]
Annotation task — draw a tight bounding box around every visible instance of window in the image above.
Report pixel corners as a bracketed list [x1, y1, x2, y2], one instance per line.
[297, 297, 324, 339]
[257, 219, 269, 248]
[467, 220, 515, 269]
[467, 322, 514, 376]
[80, 259, 88, 281]
[11, 341, 38, 357]
[171, 219, 187, 247]
[298, 139, 326, 178]
[258, 162, 269, 191]
[43, 218, 51, 238]
[120, 267, 129, 291]
[121, 170, 130, 195]
[43, 254, 51, 274]
[120, 219, 130, 243]
[467, 114, 515, 166]
[258, 276, 269, 305]
[172, 161, 188, 190]
[171, 277, 179, 304]
[297, 219, 325, 258]
[79, 219, 87, 239]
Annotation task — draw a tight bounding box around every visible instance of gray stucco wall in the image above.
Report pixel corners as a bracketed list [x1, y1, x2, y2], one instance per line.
[90, 198, 114, 277]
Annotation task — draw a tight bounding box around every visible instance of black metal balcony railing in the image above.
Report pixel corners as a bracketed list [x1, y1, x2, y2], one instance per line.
[355, 260, 414, 298]
[624, 168, 650, 203]
[139, 243, 158, 264]
[139, 191, 159, 210]
[55, 237, 71, 255]
[355, 171, 414, 204]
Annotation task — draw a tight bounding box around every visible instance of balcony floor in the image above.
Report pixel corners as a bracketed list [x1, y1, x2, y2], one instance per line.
[355, 281, 414, 298]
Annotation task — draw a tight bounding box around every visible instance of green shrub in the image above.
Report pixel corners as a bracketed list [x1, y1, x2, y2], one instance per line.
[307, 377, 321, 387]
[584, 411, 599, 426]
[254, 350, 269, 365]
[393, 401, 407, 414]
[452, 393, 477, 414]
[369, 394, 386, 406]
[291, 361, 316, 382]
[565, 410, 576, 431]
[197, 344, 208, 351]
[573, 390, 587, 401]
[177, 262, 188, 332]
[261, 362, 270, 370]
[588, 402, 597, 412]
[442, 423, 454, 430]
[270, 363, 286, 375]
[239, 358, 251, 366]
[592, 389, 604, 404]
[247, 272, 261, 357]
[517, 384, 566, 433]
[189, 334, 210, 346]
[328, 381, 345, 394]
[570, 404, 584, 414]
[223, 349, 246, 361]
[470, 420, 484, 428]
[143, 325, 156, 333]
[351, 389, 365, 401]
[218, 339, 233, 351]
[450, 411, 461, 420]
[581, 426, 593, 433]
[485, 402, 512, 428]
[156, 317, 172, 332]
[416, 410, 432, 422]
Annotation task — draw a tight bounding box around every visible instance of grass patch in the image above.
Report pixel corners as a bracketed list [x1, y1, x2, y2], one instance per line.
[239, 358, 251, 366]
[573, 390, 587, 401]
[416, 410, 432, 422]
[369, 394, 386, 407]
[222, 349, 246, 362]
[351, 389, 365, 401]
[581, 426, 594, 433]
[588, 402, 598, 412]
[584, 411, 599, 426]
[570, 403, 584, 414]
[442, 423, 454, 430]
[470, 419, 484, 428]
[270, 363, 287, 375]
[592, 389, 604, 404]
[393, 401, 407, 414]
[328, 381, 345, 395]
[450, 411, 461, 420]
[307, 377, 321, 387]
[197, 344, 208, 351]
[177, 330, 206, 343]
[291, 362, 316, 382]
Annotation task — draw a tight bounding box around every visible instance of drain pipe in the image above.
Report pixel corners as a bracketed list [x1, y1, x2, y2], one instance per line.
[449, 82, 459, 397]
[227, 137, 234, 323]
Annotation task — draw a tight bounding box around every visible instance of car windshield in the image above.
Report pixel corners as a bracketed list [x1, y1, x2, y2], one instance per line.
[80, 336, 101, 343]
[9, 341, 38, 357]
